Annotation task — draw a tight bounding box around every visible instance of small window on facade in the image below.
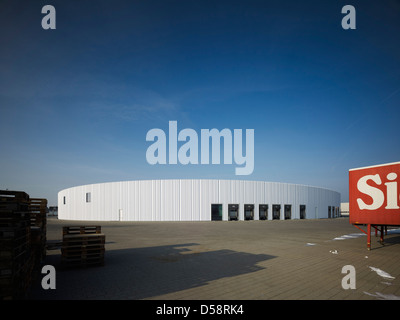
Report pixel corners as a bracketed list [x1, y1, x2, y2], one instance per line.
[86, 192, 91, 203]
[63, 196, 66, 205]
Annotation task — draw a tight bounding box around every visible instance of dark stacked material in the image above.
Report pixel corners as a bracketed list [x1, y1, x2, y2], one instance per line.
[0, 191, 32, 299]
[61, 226, 105, 268]
[0, 190, 48, 299]
[29, 198, 47, 273]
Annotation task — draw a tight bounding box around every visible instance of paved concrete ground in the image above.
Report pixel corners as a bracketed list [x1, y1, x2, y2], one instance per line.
[27, 217, 400, 300]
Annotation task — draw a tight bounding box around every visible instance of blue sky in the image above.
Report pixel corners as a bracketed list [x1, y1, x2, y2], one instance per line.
[1, 0, 399, 205]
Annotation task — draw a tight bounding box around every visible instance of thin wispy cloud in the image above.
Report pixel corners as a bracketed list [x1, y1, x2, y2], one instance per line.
[90, 92, 179, 123]
[380, 87, 400, 105]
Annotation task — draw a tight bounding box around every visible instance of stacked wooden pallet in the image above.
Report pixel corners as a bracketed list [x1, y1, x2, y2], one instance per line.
[61, 226, 105, 268]
[0, 191, 33, 300]
[29, 198, 47, 272]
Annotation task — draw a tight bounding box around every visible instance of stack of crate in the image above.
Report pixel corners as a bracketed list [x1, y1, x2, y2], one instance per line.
[0, 190, 33, 300]
[61, 226, 105, 268]
[28, 198, 47, 273]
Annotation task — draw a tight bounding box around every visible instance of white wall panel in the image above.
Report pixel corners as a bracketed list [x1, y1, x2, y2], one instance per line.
[58, 180, 340, 222]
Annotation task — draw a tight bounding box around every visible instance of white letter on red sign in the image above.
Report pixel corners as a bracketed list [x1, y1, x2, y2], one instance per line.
[357, 174, 384, 210]
[385, 173, 400, 209]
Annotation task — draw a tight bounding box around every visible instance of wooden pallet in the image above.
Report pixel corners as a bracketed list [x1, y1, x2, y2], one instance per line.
[0, 240, 29, 260]
[62, 233, 105, 245]
[63, 225, 102, 235]
[0, 226, 30, 239]
[27, 199, 47, 267]
[0, 251, 35, 300]
[0, 274, 25, 300]
[0, 248, 31, 277]
[0, 190, 47, 300]
[0, 202, 29, 212]
[0, 210, 30, 223]
[28, 198, 47, 229]
[0, 190, 29, 202]
[30, 226, 46, 264]
[61, 226, 105, 268]
[28, 198, 47, 207]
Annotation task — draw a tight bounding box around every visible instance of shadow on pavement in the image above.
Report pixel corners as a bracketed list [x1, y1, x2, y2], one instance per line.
[27, 243, 276, 300]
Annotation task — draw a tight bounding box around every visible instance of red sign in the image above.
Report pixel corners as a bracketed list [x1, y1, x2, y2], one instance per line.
[349, 161, 400, 225]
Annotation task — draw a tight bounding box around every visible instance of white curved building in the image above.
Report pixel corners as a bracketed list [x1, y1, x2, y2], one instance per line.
[58, 179, 340, 221]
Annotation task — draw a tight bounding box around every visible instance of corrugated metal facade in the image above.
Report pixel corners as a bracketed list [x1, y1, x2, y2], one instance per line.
[58, 180, 341, 221]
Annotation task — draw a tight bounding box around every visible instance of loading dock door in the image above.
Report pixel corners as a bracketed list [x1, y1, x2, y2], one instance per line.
[228, 204, 239, 221]
[244, 204, 254, 220]
[300, 205, 306, 219]
[284, 205, 291, 220]
[211, 204, 222, 221]
[272, 205, 281, 220]
[259, 204, 268, 220]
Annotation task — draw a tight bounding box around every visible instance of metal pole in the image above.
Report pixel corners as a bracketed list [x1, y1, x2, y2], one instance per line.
[367, 224, 371, 250]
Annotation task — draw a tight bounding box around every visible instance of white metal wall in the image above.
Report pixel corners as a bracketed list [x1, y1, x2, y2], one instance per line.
[58, 180, 341, 221]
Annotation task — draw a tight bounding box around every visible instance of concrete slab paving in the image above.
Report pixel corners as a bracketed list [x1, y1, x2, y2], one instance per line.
[27, 217, 400, 300]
